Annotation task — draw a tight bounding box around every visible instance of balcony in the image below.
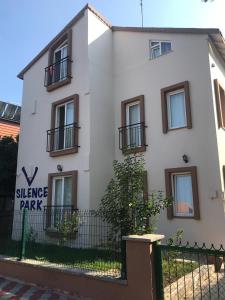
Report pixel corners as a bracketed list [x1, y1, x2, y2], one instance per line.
[119, 122, 147, 153]
[44, 57, 72, 91]
[46, 122, 79, 156]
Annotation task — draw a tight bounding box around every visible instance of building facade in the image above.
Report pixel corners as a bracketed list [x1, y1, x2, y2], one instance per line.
[15, 4, 225, 245]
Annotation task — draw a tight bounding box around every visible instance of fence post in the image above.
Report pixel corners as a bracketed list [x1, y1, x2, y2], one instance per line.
[19, 209, 28, 261]
[121, 238, 127, 279]
[153, 242, 164, 300]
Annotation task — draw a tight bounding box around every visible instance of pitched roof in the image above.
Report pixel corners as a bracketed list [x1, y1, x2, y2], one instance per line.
[17, 4, 111, 79]
[17, 4, 225, 80]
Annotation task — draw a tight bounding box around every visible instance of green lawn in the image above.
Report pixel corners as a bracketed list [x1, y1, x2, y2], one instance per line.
[0, 238, 121, 273]
[162, 255, 199, 287]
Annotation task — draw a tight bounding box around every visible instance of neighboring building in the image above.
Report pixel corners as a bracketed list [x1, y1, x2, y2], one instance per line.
[0, 101, 21, 139]
[15, 4, 225, 245]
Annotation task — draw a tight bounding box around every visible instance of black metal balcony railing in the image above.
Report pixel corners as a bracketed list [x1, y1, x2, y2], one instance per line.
[46, 122, 79, 152]
[118, 122, 147, 150]
[44, 56, 72, 87]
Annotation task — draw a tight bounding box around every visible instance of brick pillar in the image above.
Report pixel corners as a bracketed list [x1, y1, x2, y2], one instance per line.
[123, 234, 164, 300]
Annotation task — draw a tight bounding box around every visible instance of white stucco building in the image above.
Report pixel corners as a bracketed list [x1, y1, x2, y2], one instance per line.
[15, 4, 225, 245]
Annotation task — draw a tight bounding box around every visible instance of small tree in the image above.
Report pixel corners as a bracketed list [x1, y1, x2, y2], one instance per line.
[0, 136, 18, 196]
[99, 153, 172, 237]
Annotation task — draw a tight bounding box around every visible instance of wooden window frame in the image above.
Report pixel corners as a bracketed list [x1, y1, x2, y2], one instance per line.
[214, 79, 225, 130]
[47, 29, 72, 92]
[49, 94, 79, 157]
[165, 166, 200, 220]
[121, 95, 146, 154]
[46, 170, 78, 234]
[161, 81, 192, 133]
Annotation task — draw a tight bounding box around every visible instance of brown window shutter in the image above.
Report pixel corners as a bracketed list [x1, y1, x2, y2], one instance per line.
[71, 170, 78, 209]
[165, 169, 173, 219]
[191, 166, 200, 220]
[184, 81, 192, 129]
[214, 79, 223, 129]
[161, 90, 168, 133]
[46, 174, 53, 228]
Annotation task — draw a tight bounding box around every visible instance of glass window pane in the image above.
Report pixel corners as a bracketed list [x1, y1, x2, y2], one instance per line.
[151, 41, 159, 47]
[168, 91, 186, 128]
[54, 178, 62, 206]
[161, 42, 171, 54]
[126, 103, 141, 148]
[66, 102, 74, 125]
[127, 104, 140, 125]
[64, 177, 72, 206]
[151, 46, 160, 58]
[65, 102, 74, 148]
[173, 174, 194, 216]
[0, 102, 7, 117]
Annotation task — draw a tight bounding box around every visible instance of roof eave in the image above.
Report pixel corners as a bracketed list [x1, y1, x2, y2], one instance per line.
[17, 4, 112, 80]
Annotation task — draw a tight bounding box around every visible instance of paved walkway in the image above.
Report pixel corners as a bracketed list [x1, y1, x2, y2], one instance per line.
[0, 277, 78, 299]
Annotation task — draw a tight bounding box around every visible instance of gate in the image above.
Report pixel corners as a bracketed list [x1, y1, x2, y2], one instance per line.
[154, 242, 225, 299]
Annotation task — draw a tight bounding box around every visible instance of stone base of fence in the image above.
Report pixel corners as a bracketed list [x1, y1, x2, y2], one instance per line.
[0, 234, 164, 300]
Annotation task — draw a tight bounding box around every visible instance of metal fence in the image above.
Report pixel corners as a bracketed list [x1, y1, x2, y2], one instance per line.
[154, 242, 225, 300]
[0, 209, 124, 279]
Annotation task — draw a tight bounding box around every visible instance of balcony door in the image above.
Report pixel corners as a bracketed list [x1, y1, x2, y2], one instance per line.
[53, 42, 68, 82]
[55, 101, 74, 150]
[126, 102, 141, 148]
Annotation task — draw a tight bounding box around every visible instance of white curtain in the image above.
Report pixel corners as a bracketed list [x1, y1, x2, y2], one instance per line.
[65, 102, 74, 148]
[61, 45, 68, 79]
[127, 103, 141, 147]
[174, 174, 194, 216]
[168, 91, 186, 128]
[63, 177, 72, 206]
[54, 178, 62, 206]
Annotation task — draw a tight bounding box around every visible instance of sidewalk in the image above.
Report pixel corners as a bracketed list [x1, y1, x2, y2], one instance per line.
[0, 276, 78, 299]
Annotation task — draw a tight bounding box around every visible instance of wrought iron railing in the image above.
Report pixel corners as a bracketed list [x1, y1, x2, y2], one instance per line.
[44, 56, 72, 87]
[118, 122, 147, 150]
[0, 209, 122, 278]
[154, 241, 225, 300]
[46, 122, 79, 152]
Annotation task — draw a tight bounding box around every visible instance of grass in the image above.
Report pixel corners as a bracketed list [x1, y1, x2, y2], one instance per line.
[162, 252, 199, 287]
[0, 238, 121, 273]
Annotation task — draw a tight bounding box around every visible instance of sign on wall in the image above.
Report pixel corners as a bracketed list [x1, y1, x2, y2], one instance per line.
[16, 167, 48, 210]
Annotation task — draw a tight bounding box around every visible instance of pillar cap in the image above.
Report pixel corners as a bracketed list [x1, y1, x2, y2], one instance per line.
[123, 234, 165, 243]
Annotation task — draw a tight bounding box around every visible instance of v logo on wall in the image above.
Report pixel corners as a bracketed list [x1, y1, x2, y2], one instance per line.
[21, 166, 38, 187]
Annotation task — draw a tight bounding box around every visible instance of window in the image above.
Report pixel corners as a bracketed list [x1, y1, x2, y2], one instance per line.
[161, 81, 192, 133]
[47, 94, 79, 157]
[45, 29, 72, 92]
[53, 41, 68, 82]
[150, 41, 172, 59]
[214, 79, 225, 130]
[119, 95, 146, 153]
[165, 167, 200, 219]
[46, 171, 77, 230]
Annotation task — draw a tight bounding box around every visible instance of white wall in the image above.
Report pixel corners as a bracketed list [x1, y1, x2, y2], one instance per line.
[113, 31, 224, 246]
[15, 11, 91, 211]
[88, 11, 114, 209]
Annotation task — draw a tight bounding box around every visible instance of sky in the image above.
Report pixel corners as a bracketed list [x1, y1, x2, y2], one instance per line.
[0, 0, 224, 105]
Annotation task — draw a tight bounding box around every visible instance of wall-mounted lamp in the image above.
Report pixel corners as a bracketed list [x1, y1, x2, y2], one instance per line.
[57, 164, 63, 172]
[182, 154, 189, 163]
